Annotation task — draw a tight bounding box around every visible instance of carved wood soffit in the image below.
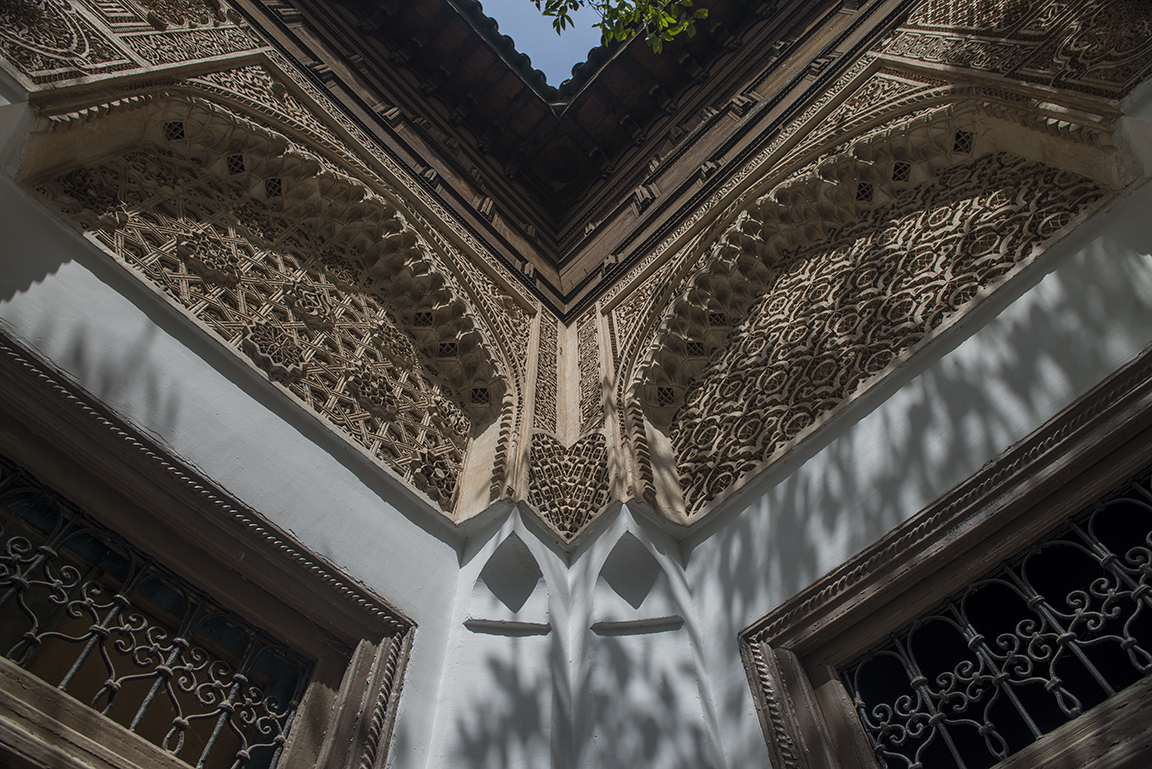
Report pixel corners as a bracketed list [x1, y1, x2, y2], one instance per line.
[2, 0, 1151, 541]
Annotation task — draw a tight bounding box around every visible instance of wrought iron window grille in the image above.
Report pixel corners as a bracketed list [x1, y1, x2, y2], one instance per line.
[840, 466, 1152, 769]
[0, 454, 313, 769]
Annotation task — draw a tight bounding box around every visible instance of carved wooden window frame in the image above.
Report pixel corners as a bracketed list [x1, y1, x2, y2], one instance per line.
[0, 333, 412, 769]
[741, 346, 1152, 769]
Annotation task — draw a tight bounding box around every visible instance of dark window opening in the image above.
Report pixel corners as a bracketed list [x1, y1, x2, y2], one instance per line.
[892, 162, 911, 183]
[227, 154, 246, 175]
[470, 387, 490, 405]
[856, 182, 874, 202]
[264, 177, 283, 198]
[656, 387, 676, 407]
[438, 341, 458, 357]
[413, 311, 433, 327]
[954, 130, 975, 154]
[0, 454, 313, 769]
[163, 121, 185, 141]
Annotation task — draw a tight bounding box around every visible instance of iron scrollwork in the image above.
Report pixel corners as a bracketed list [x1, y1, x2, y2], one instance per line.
[841, 468, 1152, 769]
[0, 454, 313, 769]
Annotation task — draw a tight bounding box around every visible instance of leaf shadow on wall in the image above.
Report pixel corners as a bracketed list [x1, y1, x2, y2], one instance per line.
[689, 181, 1152, 766]
[0, 179, 185, 440]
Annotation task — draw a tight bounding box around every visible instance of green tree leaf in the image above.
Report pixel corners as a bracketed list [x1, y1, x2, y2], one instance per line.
[531, 0, 709, 51]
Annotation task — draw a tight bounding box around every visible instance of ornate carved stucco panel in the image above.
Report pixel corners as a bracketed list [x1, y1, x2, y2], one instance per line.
[534, 314, 558, 434]
[609, 11, 1135, 518]
[0, 0, 261, 87]
[176, 58, 540, 377]
[0, 0, 539, 396]
[0, 0, 137, 84]
[576, 311, 602, 435]
[522, 306, 614, 541]
[888, 0, 1152, 98]
[27, 53, 537, 390]
[527, 432, 611, 541]
[605, 0, 1144, 386]
[663, 150, 1106, 518]
[185, 59, 540, 512]
[182, 61, 539, 486]
[616, 60, 1123, 520]
[28, 93, 521, 519]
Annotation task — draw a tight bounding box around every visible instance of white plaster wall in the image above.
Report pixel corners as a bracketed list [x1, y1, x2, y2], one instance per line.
[681, 124, 1152, 766]
[429, 514, 561, 769]
[437, 627, 555, 768]
[429, 504, 728, 769]
[569, 510, 722, 769]
[0, 100, 461, 769]
[582, 628, 707, 767]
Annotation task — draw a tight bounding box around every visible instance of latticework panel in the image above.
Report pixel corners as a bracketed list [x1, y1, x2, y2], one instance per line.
[577, 312, 602, 434]
[533, 314, 558, 433]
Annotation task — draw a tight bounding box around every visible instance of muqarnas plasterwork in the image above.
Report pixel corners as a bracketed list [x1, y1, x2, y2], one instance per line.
[667, 152, 1105, 516]
[38, 147, 493, 511]
[529, 432, 610, 539]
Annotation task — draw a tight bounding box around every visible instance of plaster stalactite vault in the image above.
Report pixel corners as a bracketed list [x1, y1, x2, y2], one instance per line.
[28, 89, 521, 516]
[2, 0, 1152, 766]
[632, 146, 1109, 518]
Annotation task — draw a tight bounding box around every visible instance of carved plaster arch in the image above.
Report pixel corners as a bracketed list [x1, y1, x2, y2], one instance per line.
[614, 76, 1130, 523]
[633, 106, 972, 410]
[176, 59, 538, 390]
[608, 56, 1131, 404]
[34, 62, 535, 388]
[23, 84, 524, 519]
